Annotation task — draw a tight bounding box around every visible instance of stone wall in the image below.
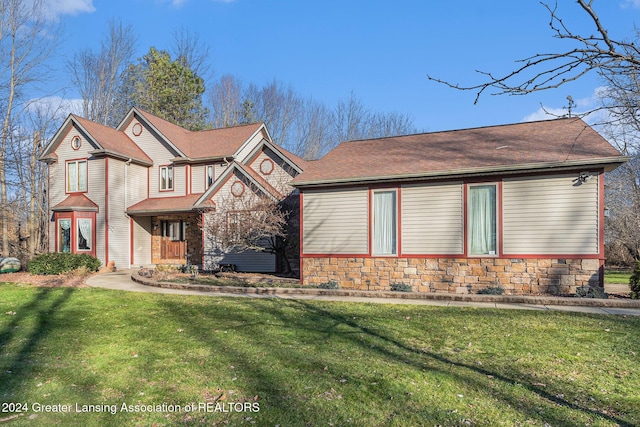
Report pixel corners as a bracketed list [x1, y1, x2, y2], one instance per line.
[301, 257, 603, 295]
[151, 214, 202, 266]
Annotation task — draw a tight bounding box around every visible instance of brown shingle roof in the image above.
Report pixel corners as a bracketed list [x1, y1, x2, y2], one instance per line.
[51, 194, 99, 212]
[292, 118, 626, 186]
[72, 115, 152, 164]
[135, 109, 263, 159]
[127, 194, 213, 215]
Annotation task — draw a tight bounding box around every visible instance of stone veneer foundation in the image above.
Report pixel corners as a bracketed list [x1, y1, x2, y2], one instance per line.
[301, 257, 603, 295]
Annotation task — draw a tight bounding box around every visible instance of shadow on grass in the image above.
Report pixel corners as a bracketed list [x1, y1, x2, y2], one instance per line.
[157, 297, 636, 426]
[0, 287, 75, 396]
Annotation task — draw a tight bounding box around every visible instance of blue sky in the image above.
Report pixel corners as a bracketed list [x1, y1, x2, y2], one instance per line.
[46, 0, 640, 132]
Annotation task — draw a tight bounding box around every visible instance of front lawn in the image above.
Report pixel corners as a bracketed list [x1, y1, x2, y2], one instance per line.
[604, 269, 632, 285]
[1, 283, 639, 426]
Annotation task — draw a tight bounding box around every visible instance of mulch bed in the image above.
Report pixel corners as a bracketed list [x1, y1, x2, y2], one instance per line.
[0, 272, 89, 287]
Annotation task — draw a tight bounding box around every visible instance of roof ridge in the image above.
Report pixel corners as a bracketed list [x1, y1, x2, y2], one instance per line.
[342, 117, 581, 145]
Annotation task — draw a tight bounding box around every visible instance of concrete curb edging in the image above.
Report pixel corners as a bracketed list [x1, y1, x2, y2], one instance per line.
[131, 273, 640, 308]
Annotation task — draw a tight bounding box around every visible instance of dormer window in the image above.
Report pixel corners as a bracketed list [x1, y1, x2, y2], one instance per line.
[160, 165, 173, 191]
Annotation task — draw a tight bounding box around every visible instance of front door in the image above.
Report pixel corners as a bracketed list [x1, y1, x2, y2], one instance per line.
[160, 220, 186, 260]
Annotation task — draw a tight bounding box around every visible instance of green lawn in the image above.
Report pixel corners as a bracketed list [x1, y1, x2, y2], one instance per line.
[1, 283, 639, 426]
[604, 270, 632, 285]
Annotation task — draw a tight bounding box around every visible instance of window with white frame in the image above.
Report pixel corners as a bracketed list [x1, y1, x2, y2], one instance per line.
[160, 165, 173, 191]
[468, 184, 497, 256]
[66, 160, 87, 192]
[77, 218, 92, 250]
[58, 219, 71, 252]
[372, 190, 397, 255]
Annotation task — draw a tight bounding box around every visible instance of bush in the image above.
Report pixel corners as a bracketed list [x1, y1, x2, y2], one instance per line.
[477, 286, 505, 295]
[317, 280, 339, 289]
[574, 286, 608, 299]
[630, 261, 640, 299]
[28, 252, 101, 275]
[390, 283, 412, 292]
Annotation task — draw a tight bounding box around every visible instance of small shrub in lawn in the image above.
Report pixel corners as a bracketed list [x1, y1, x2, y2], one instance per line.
[390, 283, 412, 292]
[477, 286, 505, 295]
[317, 280, 340, 289]
[574, 286, 608, 299]
[630, 261, 640, 299]
[28, 252, 101, 275]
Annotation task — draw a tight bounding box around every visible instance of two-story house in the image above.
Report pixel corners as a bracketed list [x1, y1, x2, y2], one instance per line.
[39, 107, 306, 272]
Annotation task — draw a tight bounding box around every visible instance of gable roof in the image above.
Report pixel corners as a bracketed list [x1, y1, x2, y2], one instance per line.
[291, 118, 627, 187]
[132, 108, 264, 160]
[40, 114, 152, 165]
[72, 115, 152, 164]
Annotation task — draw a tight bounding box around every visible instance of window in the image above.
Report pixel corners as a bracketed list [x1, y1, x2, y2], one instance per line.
[373, 191, 397, 255]
[160, 165, 173, 191]
[67, 160, 87, 192]
[59, 219, 71, 253]
[77, 218, 92, 251]
[162, 220, 185, 241]
[468, 184, 497, 256]
[206, 165, 214, 189]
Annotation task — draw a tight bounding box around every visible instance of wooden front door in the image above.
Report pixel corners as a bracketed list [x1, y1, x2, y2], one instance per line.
[160, 220, 186, 260]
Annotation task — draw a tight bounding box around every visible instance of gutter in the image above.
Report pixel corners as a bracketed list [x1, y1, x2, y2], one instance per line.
[291, 156, 630, 188]
[88, 149, 153, 167]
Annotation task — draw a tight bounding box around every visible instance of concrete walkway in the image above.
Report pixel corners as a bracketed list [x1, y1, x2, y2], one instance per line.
[86, 269, 640, 316]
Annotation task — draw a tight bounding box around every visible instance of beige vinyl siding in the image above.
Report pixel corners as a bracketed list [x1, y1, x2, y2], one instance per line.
[303, 188, 369, 254]
[502, 174, 599, 254]
[124, 119, 183, 198]
[107, 159, 130, 268]
[132, 216, 152, 266]
[191, 164, 205, 193]
[401, 182, 464, 254]
[126, 164, 148, 206]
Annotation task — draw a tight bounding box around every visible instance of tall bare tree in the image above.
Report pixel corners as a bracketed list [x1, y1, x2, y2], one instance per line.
[68, 19, 137, 126]
[210, 74, 243, 128]
[0, 0, 59, 256]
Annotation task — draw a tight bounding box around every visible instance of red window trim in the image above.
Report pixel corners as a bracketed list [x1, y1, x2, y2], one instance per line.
[54, 211, 96, 258]
[159, 164, 174, 192]
[65, 158, 88, 194]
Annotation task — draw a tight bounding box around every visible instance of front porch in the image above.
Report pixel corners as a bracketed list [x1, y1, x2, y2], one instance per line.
[150, 214, 203, 267]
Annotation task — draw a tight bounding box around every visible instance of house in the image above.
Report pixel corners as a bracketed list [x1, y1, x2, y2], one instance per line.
[39, 107, 306, 273]
[291, 118, 628, 295]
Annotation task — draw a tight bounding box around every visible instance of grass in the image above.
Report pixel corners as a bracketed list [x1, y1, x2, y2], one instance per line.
[1, 283, 639, 426]
[604, 269, 631, 285]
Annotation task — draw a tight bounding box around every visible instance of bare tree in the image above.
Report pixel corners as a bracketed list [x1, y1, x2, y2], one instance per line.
[68, 19, 136, 126]
[428, 1, 640, 105]
[209, 74, 243, 127]
[170, 27, 213, 83]
[0, 0, 59, 256]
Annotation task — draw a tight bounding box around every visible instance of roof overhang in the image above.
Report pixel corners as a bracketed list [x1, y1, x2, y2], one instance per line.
[291, 157, 630, 188]
[88, 149, 153, 166]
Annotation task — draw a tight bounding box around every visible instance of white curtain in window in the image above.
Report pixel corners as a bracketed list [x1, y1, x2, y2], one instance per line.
[78, 218, 91, 249]
[78, 161, 87, 191]
[68, 163, 77, 191]
[374, 191, 397, 255]
[60, 219, 71, 230]
[59, 219, 71, 252]
[470, 186, 496, 255]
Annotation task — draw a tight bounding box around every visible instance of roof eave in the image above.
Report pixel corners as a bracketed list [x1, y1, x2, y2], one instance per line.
[171, 155, 233, 164]
[292, 157, 630, 188]
[88, 149, 153, 166]
[126, 207, 197, 216]
[51, 206, 99, 213]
